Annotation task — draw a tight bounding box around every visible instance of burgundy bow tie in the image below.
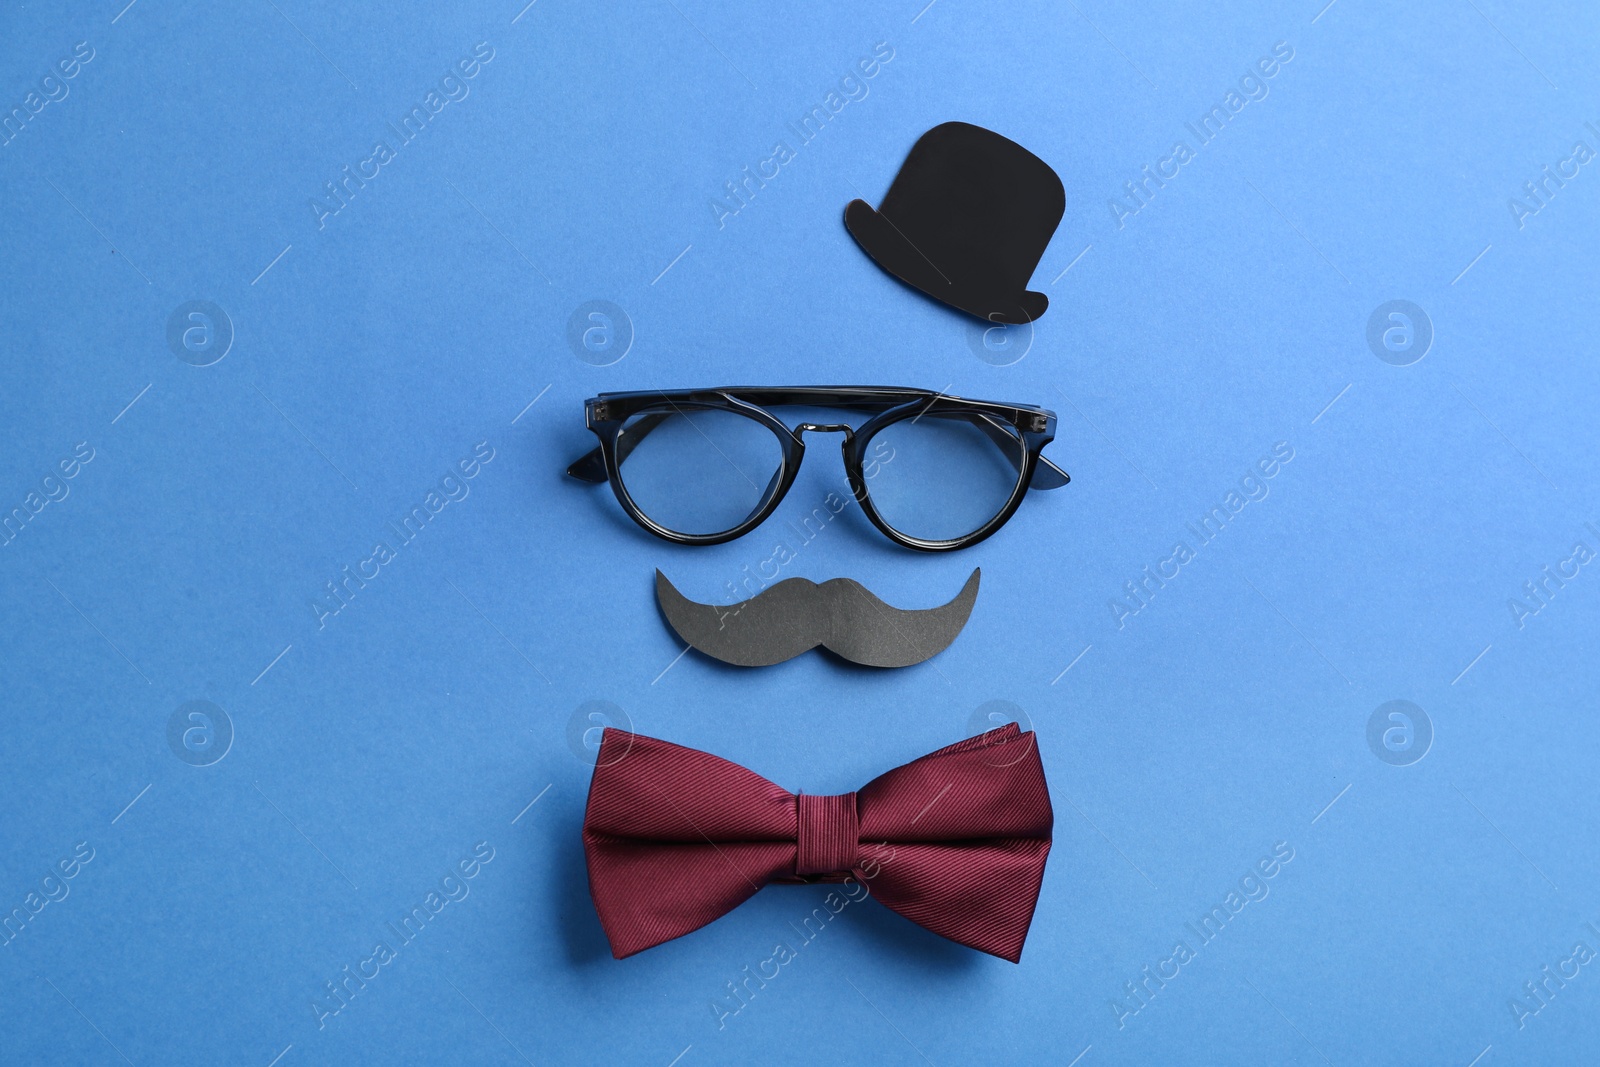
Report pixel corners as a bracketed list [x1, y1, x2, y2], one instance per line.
[582, 722, 1053, 962]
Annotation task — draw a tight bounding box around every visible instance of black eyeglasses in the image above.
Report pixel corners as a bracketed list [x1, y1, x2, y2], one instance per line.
[566, 387, 1068, 551]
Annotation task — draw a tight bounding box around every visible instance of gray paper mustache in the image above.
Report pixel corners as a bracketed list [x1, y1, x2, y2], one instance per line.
[655, 569, 980, 668]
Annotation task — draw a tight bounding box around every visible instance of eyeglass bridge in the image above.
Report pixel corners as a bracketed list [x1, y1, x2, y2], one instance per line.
[794, 422, 856, 442]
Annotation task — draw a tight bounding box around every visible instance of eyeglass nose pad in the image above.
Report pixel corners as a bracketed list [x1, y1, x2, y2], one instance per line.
[791, 424, 857, 501]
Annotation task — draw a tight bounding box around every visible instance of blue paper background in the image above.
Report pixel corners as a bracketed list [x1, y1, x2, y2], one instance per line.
[3, 0, 1598, 1063]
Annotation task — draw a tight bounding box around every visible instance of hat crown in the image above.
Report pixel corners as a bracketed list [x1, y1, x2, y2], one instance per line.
[846, 122, 1064, 324]
[879, 123, 1063, 295]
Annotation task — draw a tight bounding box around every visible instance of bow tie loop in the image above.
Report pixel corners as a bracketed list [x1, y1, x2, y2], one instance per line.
[795, 793, 859, 877]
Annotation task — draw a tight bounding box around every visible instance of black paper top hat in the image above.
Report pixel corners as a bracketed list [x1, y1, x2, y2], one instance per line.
[845, 122, 1064, 325]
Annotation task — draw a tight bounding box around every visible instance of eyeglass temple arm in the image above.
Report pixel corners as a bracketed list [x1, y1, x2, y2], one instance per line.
[566, 413, 674, 483]
[1031, 454, 1070, 489]
[965, 413, 1069, 490]
[566, 448, 609, 483]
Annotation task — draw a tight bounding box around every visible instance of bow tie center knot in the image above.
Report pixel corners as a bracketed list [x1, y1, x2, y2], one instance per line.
[795, 793, 860, 877]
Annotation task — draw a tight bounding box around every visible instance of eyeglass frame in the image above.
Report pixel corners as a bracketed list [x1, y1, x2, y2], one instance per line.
[566, 386, 1069, 552]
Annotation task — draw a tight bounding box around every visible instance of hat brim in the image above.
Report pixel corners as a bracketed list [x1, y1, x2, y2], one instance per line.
[844, 200, 1047, 325]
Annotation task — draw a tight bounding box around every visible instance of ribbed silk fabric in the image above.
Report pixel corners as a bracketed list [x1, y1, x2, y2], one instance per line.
[582, 722, 1053, 962]
[796, 793, 859, 876]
